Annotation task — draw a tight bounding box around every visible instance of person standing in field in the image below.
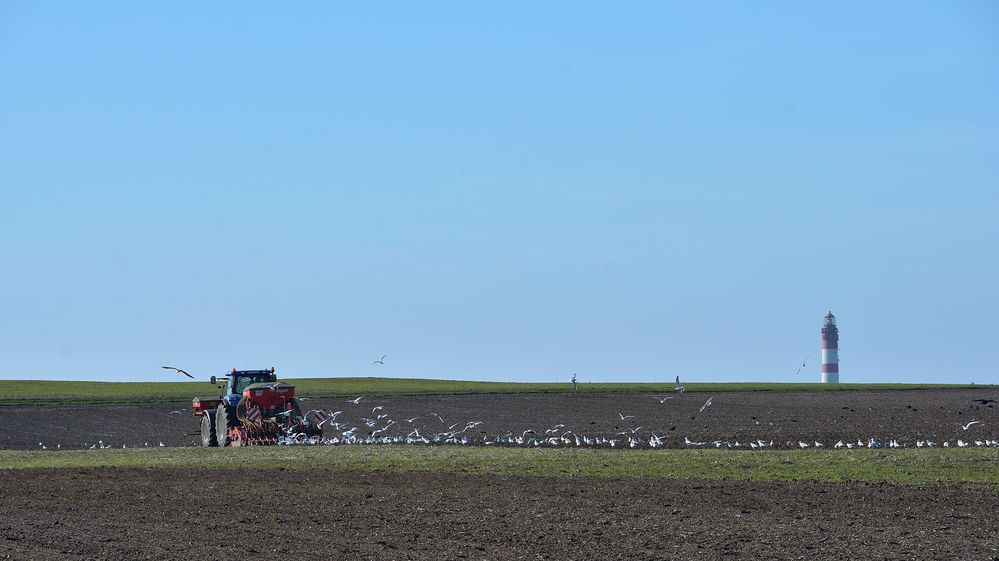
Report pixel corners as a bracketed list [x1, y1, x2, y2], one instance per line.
[571, 372, 578, 392]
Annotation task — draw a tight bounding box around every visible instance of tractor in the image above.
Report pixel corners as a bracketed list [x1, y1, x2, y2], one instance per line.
[192, 368, 322, 447]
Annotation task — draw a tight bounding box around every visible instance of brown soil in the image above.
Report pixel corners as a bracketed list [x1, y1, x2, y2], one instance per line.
[2, 389, 997, 450]
[1, 469, 997, 561]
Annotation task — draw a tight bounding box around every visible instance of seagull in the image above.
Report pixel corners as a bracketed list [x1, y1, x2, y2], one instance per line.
[960, 420, 982, 431]
[652, 396, 675, 404]
[618, 412, 635, 420]
[629, 426, 644, 434]
[372, 406, 384, 412]
[346, 396, 364, 405]
[404, 417, 421, 423]
[162, 366, 194, 379]
[371, 421, 396, 436]
[371, 355, 388, 365]
[169, 409, 186, 415]
[795, 356, 808, 376]
[698, 397, 713, 413]
[430, 413, 446, 424]
[674, 376, 685, 395]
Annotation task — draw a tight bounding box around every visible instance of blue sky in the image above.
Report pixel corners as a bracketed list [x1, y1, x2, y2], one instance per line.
[1, 2, 996, 383]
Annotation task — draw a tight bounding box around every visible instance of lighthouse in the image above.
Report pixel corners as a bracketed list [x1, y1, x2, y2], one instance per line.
[821, 311, 839, 383]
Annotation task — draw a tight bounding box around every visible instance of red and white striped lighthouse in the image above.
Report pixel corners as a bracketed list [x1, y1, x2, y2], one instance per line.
[821, 311, 839, 384]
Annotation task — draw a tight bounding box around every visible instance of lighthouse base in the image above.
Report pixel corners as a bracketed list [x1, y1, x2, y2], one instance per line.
[821, 372, 839, 384]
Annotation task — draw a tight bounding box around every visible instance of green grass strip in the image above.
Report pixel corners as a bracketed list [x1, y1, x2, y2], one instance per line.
[0, 378, 990, 405]
[0, 447, 996, 489]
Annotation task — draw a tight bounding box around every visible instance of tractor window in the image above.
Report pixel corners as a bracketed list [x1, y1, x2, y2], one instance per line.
[233, 373, 275, 394]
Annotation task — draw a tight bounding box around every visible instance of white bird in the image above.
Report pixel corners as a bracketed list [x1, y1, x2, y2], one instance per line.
[169, 409, 185, 415]
[431, 413, 446, 424]
[371, 355, 388, 365]
[698, 397, 713, 413]
[834, 440, 844, 449]
[377, 414, 389, 420]
[652, 396, 674, 404]
[162, 366, 195, 379]
[371, 421, 396, 436]
[372, 406, 384, 412]
[618, 412, 635, 420]
[674, 375, 685, 395]
[629, 426, 644, 434]
[346, 396, 364, 404]
[404, 417, 420, 423]
[960, 420, 981, 431]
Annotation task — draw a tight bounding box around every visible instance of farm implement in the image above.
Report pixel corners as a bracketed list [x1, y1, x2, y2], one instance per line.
[192, 368, 322, 447]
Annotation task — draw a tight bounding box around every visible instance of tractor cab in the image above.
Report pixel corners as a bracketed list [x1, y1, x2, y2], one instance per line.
[211, 368, 278, 407]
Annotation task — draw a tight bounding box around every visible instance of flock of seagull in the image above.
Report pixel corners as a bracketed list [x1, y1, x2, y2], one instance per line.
[262, 379, 995, 450]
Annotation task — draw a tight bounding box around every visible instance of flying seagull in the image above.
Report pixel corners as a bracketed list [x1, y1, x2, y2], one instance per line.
[674, 376, 685, 395]
[652, 396, 674, 404]
[960, 420, 982, 431]
[795, 356, 809, 376]
[346, 396, 364, 404]
[699, 397, 713, 413]
[371, 355, 388, 365]
[618, 412, 635, 420]
[162, 366, 194, 379]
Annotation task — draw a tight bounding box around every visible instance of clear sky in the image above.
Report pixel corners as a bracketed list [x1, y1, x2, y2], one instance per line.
[1, 2, 997, 383]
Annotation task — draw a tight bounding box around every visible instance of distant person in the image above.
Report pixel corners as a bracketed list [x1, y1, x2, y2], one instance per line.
[571, 373, 578, 392]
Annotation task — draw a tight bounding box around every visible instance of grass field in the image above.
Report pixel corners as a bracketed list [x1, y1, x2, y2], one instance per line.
[1, 447, 995, 488]
[0, 378, 989, 405]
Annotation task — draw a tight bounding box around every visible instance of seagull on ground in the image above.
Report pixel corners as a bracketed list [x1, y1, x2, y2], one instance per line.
[162, 366, 194, 379]
[371, 355, 388, 365]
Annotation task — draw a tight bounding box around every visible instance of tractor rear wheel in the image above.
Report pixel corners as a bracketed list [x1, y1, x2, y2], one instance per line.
[216, 403, 238, 447]
[201, 414, 218, 447]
